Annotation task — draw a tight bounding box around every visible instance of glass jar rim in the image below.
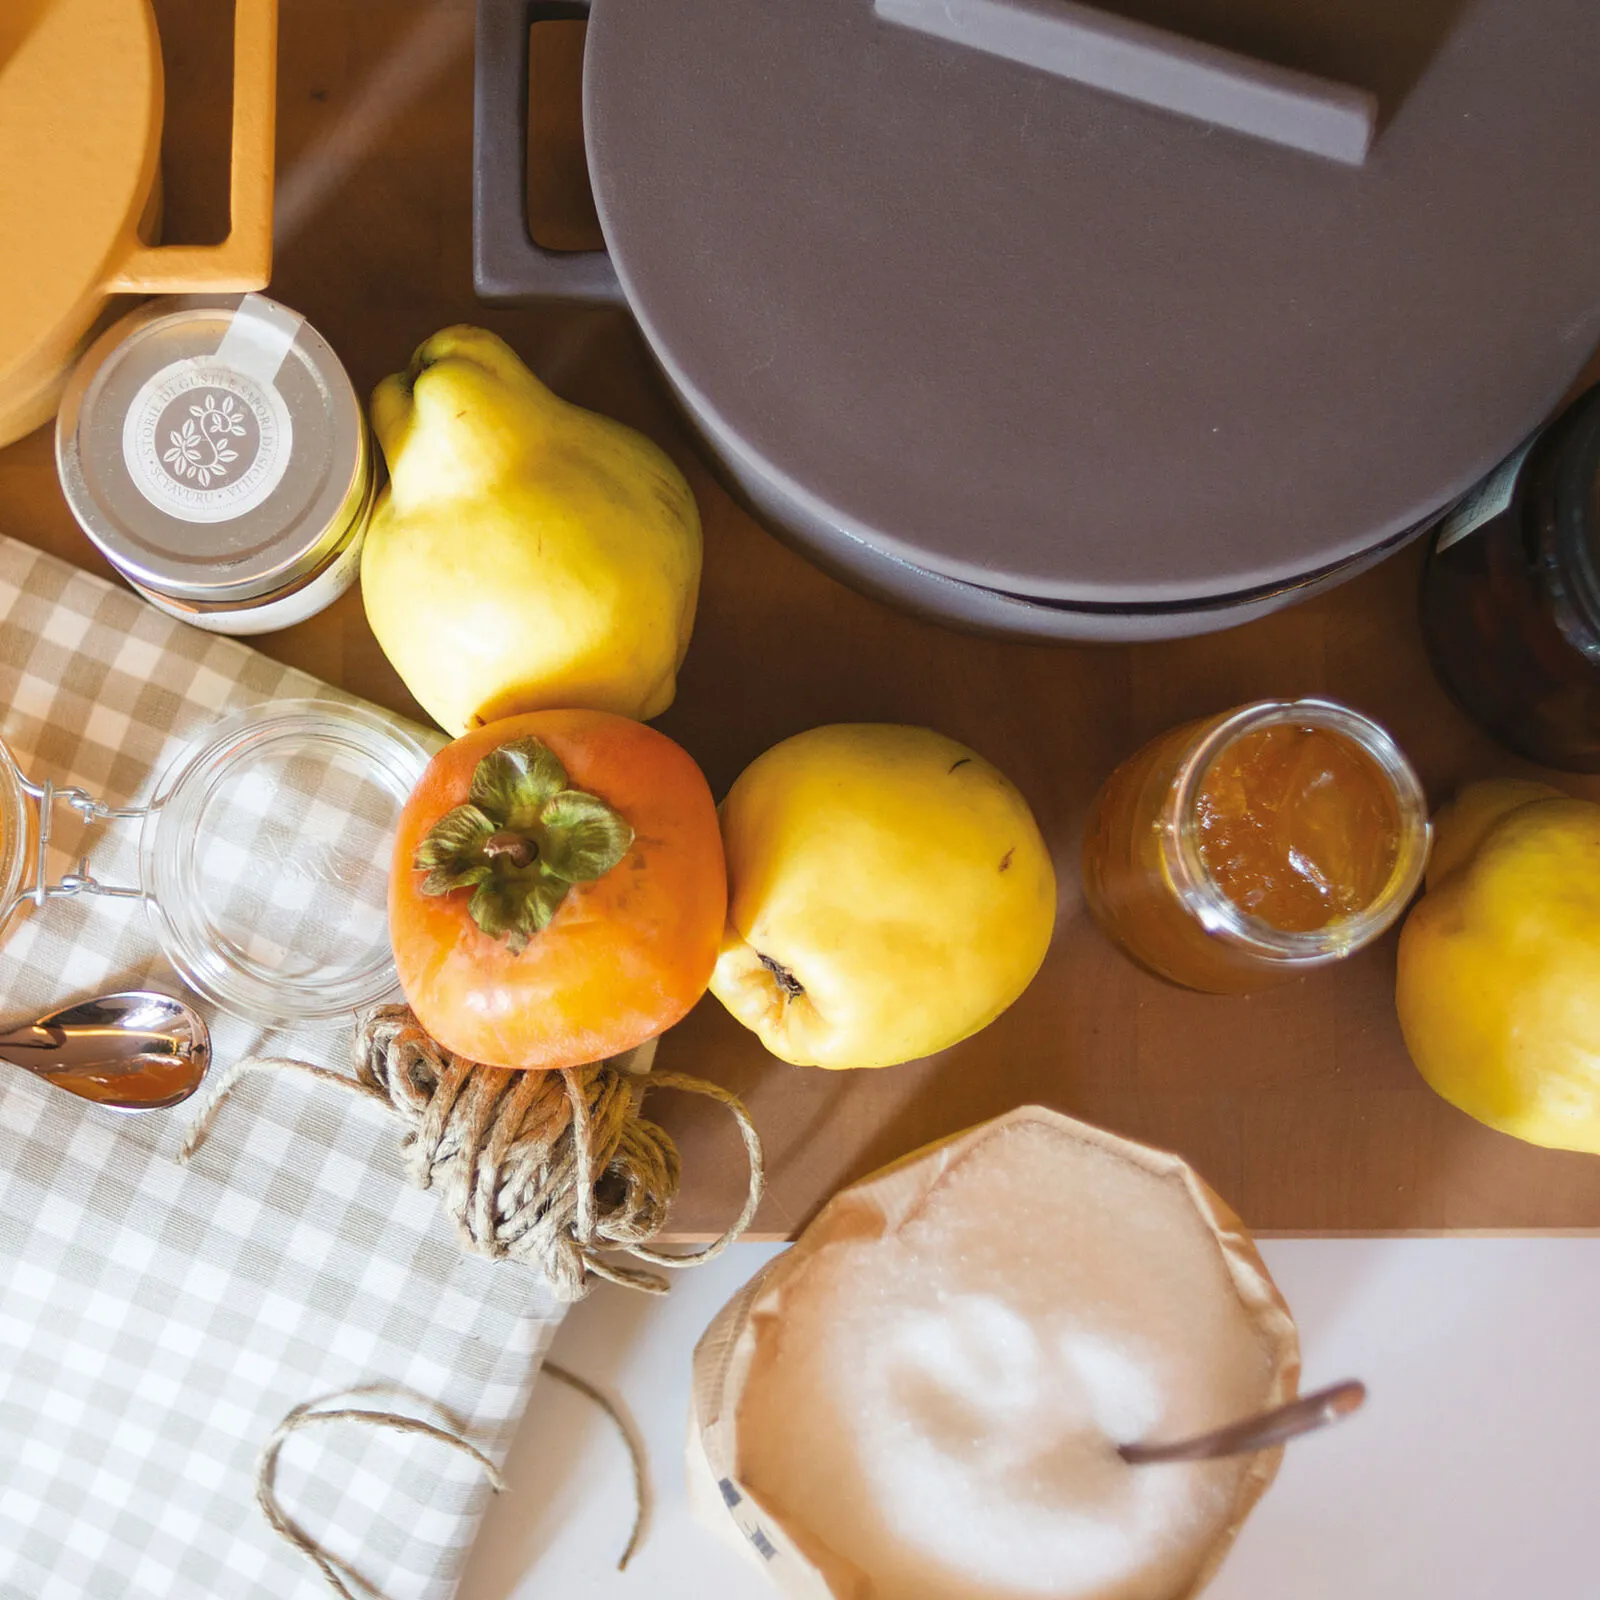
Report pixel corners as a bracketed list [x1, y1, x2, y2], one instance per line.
[1161, 698, 1432, 964]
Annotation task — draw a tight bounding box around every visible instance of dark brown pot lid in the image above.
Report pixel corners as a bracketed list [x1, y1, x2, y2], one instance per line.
[581, 0, 1600, 607]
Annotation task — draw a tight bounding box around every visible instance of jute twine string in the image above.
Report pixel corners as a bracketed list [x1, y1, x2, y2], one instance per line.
[541, 1363, 651, 1569]
[258, 1398, 504, 1600]
[179, 1004, 763, 1596]
[258, 1370, 649, 1598]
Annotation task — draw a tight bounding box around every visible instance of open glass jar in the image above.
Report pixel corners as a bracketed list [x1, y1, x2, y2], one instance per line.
[1082, 699, 1431, 994]
[0, 701, 431, 1028]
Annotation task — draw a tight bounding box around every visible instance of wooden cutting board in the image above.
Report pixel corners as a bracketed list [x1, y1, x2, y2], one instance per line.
[2, 0, 1597, 1237]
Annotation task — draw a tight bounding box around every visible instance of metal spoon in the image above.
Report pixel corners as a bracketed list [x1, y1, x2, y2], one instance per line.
[1119, 1379, 1367, 1466]
[0, 992, 212, 1112]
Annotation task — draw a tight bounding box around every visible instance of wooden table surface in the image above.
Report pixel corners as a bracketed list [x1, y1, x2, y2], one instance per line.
[4, 0, 1598, 1237]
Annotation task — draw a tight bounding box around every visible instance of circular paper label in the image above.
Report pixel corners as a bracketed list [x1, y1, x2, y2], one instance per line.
[121, 359, 293, 524]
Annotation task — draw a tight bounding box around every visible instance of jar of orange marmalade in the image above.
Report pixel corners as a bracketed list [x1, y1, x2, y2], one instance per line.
[1082, 700, 1431, 994]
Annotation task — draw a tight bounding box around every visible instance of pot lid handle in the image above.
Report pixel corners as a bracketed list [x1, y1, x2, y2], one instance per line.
[474, 0, 625, 303]
[875, 0, 1377, 166]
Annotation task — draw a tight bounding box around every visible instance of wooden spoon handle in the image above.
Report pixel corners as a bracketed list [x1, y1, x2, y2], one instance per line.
[1119, 1379, 1367, 1466]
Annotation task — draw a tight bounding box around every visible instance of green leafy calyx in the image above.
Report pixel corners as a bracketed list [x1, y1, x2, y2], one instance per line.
[414, 736, 633, 953]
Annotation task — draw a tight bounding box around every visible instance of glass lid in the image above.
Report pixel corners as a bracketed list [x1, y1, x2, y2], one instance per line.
[140, 700, 432, 1029]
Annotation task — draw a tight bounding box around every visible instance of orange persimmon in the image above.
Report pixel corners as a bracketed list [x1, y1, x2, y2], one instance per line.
[389, 709, 726, 1069]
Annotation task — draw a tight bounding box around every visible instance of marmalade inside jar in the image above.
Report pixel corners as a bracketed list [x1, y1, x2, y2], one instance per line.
[1195, 725, 1403, 934]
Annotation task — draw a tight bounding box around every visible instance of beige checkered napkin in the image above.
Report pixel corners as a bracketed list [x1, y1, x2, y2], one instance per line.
[0, 534, 565, 1600]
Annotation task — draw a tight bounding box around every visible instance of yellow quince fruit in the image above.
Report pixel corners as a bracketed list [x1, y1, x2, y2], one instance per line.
[1396, 780, 1600, 1151]
[363, 326, 700, 734]
[710, 724, 1057, 1069]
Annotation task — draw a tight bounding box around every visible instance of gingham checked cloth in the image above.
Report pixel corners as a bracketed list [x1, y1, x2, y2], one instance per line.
[0, 534, 566, 1600]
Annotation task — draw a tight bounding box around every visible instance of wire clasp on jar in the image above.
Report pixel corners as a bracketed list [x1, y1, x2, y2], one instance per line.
[0, 745, 151, 930]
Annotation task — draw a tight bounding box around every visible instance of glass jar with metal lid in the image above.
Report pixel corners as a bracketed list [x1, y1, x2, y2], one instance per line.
[0, 699, 431, 1028]
[56, 294, 372, 635]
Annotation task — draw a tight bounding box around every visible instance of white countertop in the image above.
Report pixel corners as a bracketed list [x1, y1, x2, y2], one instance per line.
[458, 1238, 1600, 1600]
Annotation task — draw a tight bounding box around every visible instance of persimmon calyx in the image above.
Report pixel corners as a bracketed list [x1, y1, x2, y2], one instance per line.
[413, 736, 634, 953]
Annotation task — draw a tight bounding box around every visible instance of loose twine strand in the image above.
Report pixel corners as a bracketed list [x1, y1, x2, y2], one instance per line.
[542, 1363, 651, 1571]
[257, 1367, 649, 1597]
[180, 1004, 763, 1596]
[258, 1400, 504, 1600]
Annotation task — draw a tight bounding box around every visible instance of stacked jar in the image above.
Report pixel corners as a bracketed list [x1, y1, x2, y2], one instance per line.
[57, 294, 373, 635]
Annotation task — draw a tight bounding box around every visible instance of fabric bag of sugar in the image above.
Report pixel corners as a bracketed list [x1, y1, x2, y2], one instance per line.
[688, 1105, 1300, 1600]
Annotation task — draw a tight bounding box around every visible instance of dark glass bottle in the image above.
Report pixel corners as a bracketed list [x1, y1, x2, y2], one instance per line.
[1420, 385, 1600, 771]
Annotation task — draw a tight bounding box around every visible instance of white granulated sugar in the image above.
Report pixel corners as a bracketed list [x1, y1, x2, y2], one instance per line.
[736, 1123, 1275, 1600]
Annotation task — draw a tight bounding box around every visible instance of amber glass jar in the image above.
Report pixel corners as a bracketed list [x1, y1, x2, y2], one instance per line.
[1082, 700, 1430, 994]
[1420, 385, 1600, 771]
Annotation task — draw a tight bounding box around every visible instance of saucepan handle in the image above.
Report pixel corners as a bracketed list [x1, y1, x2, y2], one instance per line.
[474, 0, 625, 303]
[874, 0, 1376, 166]
[106, 0, 278, 293]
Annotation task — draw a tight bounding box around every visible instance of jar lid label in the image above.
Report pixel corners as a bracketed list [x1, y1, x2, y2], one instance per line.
[118, 296, 302, 526]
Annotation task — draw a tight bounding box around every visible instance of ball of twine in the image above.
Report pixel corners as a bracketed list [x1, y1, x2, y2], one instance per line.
[180, 1004, 765, 1302]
